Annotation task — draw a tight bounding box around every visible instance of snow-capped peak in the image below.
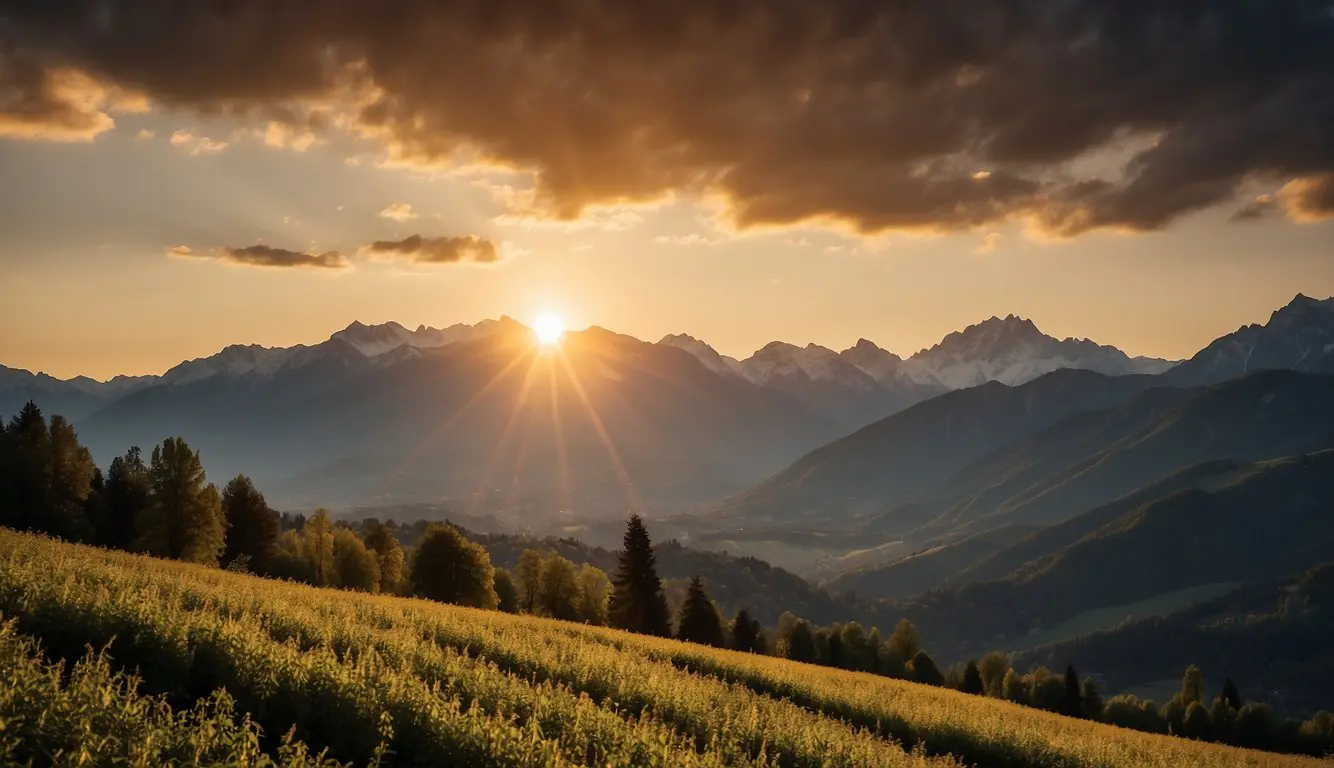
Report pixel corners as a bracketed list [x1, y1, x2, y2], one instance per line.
[838, 339, 907, 384]
[740, 341, 878, 390]
[658, 334, 744, 377]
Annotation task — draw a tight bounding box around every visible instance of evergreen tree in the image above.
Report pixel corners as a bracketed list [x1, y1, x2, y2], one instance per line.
[730, 608, 760, 653]
[332, 528, 380, 592]
[102, 447, 149, 551]
[826, 629, 845, 668]
[410, 523, 498, 609]
[137, 437, 225, 565]
[782, 618, 818, 663]
[608, 514, 671, 636]
[1062, 664, 1084, 717]
[45, 415, 96, 540]
[361, 520, 406, 593]
[1221, 677, 1243, 710]
[4, 403, 50, 532]
[675, 576, 725, 647]
[1082, 677, 1105, 720]
[493, 569, 520, 613]
[220, 475, 278, 574]
[302, 509, 335, 585]
[962, 659, 985, 695]
[909, 650, 945, 687]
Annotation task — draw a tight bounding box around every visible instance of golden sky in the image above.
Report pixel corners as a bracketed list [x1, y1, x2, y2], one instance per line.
[1, 2, 1332, 380]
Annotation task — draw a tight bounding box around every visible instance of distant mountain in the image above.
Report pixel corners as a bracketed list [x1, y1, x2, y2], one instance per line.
[0, 365, 155, 421]
[708, 369, 1163, 530]
[885, 450, 1334, 660]
[1168, 294, 1334, 386]
[78, 323, 839, 514]
[904, 314, 1176, 389]
[657, 334, 744, 377]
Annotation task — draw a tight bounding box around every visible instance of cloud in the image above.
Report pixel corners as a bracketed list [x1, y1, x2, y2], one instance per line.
[136, 128, 155, 140]
[654, 234, 723, 246]
[169, 129, 228, 155]
[0, 56, 141, 141]
[378, 203, 418, 221]
[1229, 193, 1278, 222]
[360, 234, 500, 264]
[1280, 174, 1334, 222]
[4, 2, 1334, 237]
[263, 121, 317, 151]
[175, 244, 348, 269]
[974, 232, 1002, 254]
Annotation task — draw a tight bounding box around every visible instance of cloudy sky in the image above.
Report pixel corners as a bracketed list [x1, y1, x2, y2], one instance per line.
[2, 1, 1332, 380]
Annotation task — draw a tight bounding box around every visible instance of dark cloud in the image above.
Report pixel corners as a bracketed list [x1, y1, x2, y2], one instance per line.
[361, 234, 499, 264]
[4, 1, 1333, 236]
[1230, 194, 1278, 223]
[218, 245, 348, 269]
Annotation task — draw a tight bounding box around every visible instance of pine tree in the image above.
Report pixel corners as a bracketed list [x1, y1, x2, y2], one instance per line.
[137, 437, 225, 565]
[962, 659, 985, 695]
[103, 447, 149, 551]
[608, 514, 671, 636]
[675, 576, 725, 647]
[730, 608, 759, 653]
[45, 415, 96, 540]
[1063, 664, 1084, 717]
[5, 402, 50, 532]
[782, 618, 818, 663]
[1082, 677, 1105, 720]
[910, 650, 945, 687]
[220, 475, 278, 574]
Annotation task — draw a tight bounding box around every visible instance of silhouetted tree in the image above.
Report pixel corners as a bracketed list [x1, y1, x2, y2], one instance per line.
[220, 475, 277, 573]
[888, 619, 922, 670]
[102, 447, 149, 551]
[910, 650, 945, 687]
[1221, 677, 1243, 710]
[3, 403, 50, 532]
[45, 415, 96, 541]
[608, 514, 671, 636]
[1062, 664, 1084, 717]
[781, 618, 818, 663]
[730, 608, 760, 653]
[979, 651, 1011, 698]
[1183, 701, 1213, 741]
[1181, 664, 1205, 707]
[137, 438, 224, 565]
[1082, 677, 1105, 720]
[493, 569, 520, 613]
[411, 523, 498, 609]
[675, 576, 725, 647]
[962, 659, 985, 695]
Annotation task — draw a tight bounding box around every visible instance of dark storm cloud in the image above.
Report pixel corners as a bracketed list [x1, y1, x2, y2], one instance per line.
[219, 245, 349, 269]
[361, 235, 499, 264]
[4, 1, 1333, 236]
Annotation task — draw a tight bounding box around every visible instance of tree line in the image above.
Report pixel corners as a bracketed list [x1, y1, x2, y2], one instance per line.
[2, 401, 1331, 757]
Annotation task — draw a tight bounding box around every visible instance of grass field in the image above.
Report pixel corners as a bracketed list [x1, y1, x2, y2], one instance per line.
[0, 530, 1323, 767]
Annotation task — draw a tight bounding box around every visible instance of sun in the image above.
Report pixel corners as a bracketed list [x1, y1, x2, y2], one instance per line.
[533, 313, 566, 347]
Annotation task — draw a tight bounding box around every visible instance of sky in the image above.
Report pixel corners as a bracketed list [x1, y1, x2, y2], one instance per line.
[2, 2, 1333, 380]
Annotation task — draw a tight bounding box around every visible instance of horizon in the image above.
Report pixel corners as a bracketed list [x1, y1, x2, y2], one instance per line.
[5, 293, 1328, 382]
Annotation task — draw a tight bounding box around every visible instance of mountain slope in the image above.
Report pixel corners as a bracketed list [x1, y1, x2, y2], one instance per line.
[887, 450, 1334, 658]
[0, 365, 155, 421]
[710, 369, 1164, 531]
[1168, 294, 1334, 386]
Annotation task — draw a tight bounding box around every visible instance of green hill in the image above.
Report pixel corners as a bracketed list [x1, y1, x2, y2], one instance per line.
[0, 529, 1315, 768]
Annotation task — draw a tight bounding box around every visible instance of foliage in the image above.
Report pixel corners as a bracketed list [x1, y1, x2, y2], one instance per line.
[221, 474, 278, 574]
[4, 530, 1324, 767]
[360, 519, 405, 594]
[608, 514, 672, 637]
[676, 576, 726, 647]
[137, 437, 225, 565]
[332, 528, 380, 592]
[410, 523, 498, 609]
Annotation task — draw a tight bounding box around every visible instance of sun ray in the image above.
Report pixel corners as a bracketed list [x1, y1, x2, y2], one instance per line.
[557, 348, 645, 516]
[466, 352, 544, 517]
[547, 361, 575, 517]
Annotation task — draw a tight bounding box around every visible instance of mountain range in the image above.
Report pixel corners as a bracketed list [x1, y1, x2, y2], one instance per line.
[1, 294, 1330, 520]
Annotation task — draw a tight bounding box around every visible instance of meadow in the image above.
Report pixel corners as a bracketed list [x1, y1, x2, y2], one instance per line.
[0, 529, 1323, 767]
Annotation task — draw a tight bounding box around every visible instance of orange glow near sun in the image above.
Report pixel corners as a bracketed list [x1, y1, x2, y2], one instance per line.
[533, 313, 566, 347]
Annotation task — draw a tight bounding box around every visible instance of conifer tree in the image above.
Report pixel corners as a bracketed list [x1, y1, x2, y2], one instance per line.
[221, 474, 278, 574]
[782, 618, 818, 663]
[103, 447, 149, 551]
[137, 437, 225, 565]
[608, 514, 671, 636]
[4, 403, 50, 532]
[45, 415, 96, 540]
[1221, 677, 1244, 710]
[1063, 664, 1084, 717]
[910, 650, 945, 687]
[1082, 677, 1105, 720]
[675, 576, 725, 647]
[962, 659, 985, 695]
[730, 608, 760, 653]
